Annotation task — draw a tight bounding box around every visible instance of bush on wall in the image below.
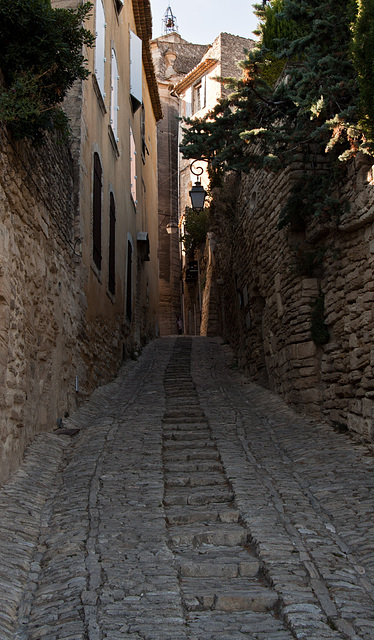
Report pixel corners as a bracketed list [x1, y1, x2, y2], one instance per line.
[0, 0, 94, 141]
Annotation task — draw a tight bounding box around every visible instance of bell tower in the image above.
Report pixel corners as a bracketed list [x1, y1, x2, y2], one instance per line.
[162, 5, 178, 35]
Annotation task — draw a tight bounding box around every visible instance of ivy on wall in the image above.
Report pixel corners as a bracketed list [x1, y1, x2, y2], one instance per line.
[0, 0, 95, 141]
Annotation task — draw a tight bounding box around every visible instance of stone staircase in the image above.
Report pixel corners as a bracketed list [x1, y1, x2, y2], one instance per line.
[162, 338, 293, 639]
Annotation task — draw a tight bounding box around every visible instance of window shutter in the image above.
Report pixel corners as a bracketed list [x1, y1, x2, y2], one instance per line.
[93, 153, 102, 270]
[108, 193, 116, 294]
[130, 127, 137, 206]
[111, 48, 119, 139]
[126, 241, 133, 321]
[95, 0, 106, 97]
[185, 87, 192, 118]
[201, 75, 206, 109]
[130, 30, 142, 111]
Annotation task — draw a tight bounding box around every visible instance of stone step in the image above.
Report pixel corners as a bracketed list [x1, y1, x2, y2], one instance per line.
[163, 423, 210, 433]
[164, 460, 223, 474]
[163, 430, 211, 442]
[162, 416, 209, 425]
[163, 489, 234, 507]
[169, 523, 248, 548]
[181, 579, 279, 613]
[164, 472, 226, 488]
[163, 409, 205, 419]
[177, 550, 260, 579]
[185, 611, 294, 640]
[166, 507, 240, 526]
[163, 449, 220, 462]
[163, 440, 216, 451]
[164, 383, 196, 390]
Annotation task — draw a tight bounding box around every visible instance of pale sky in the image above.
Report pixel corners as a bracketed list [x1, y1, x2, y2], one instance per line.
[149, 1, 260, 45]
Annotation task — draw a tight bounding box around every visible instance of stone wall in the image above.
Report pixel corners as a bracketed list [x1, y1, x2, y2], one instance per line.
[0, 122, 135, 486]
[209, 157, 374, 443]
[0, 125, 82, 484]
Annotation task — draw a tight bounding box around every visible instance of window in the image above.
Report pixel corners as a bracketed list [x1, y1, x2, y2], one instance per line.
[94, 0, 106, 97]
[108, 192, 116, 295]
[126, 240, 133, 321]
[110, 48, 119, 140]
[93, 153, 102, 270]
[130, 126, 137, 207]
[193, 76, 206, 113]
[114, 0, 124, 14]
[130, 29, 142, 112]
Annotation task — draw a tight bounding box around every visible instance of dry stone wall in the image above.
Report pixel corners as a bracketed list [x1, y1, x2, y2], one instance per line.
[211, 157, 374, 443]
[0, 126, 81, 484]
[0, 125, 128, 486]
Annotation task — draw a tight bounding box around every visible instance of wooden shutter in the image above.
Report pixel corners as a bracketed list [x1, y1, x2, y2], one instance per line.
[93, 153, 102, 270]
[110, 48, 119, 139]
[126, 241, 132, 321]
[108, 193, 116, 294]
[185, 87, 192, 118]
[130, 30, 142, 111]
[95, 0, 106, 97]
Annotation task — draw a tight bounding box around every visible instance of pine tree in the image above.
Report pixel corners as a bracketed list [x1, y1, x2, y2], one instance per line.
[351, 0, 374, 142]
[181, 0, 372, 228]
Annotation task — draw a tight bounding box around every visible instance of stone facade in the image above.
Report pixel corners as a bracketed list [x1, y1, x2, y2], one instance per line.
[151, 29, 253, 336]
[151, 32, 209, 336]
[174, 33, 254, 335]
[207, 155, 374, 443]
[0, 127, 84, 485]
[0, 0, 162, 486]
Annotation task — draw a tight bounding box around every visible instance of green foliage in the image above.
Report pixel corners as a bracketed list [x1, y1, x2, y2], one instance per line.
[0, 0, 94, 141]
[351, 0, 374, 141]
[310, 291, 330, 345]
[253, 0, 306, 51]
[181, 0, 372, 231]
[181, 208, 210, 256]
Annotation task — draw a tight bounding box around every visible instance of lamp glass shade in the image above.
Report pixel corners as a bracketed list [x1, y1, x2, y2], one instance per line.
[189, 182, 206, 210]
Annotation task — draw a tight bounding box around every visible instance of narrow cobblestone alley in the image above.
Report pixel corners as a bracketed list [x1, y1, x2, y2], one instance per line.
[1, 337, 374, 640]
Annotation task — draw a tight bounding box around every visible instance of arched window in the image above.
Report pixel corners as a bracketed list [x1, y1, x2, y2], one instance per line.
[108, 192, 116, 295]
[93, 152, 102, 270]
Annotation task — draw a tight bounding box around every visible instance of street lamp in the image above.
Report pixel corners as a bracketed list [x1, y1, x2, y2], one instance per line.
[189, 160, 207, 211]
[166, 221, 179, 235]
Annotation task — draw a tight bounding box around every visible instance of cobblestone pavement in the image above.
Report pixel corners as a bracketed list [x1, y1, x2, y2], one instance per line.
[0, 337, 374, 640]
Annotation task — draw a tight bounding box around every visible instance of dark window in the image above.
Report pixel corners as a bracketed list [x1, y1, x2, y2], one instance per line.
[93, 153, 102, 270]
[108, 193, 116, 295]
[126, 240, 132, 321]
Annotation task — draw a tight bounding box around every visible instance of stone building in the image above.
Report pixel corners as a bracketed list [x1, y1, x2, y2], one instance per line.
[63, 0, 162, 360]
[151, 15, 208, 336]
[174, 32, 254, 335]
[151, 13, 253, 335]
[0, 0, 161, 486]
